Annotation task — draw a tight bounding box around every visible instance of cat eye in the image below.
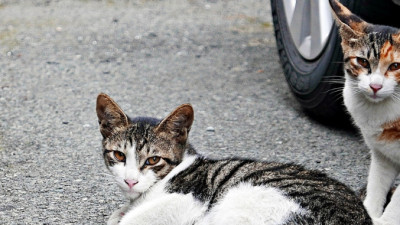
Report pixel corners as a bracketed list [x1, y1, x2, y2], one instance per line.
[388, 63, 400, 71]
[145, 156, 161, 166]
[113, 151, 126, 162]
[356, 57, 370, 68]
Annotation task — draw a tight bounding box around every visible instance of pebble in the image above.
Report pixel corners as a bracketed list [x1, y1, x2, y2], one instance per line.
[206, 126, 215, 132]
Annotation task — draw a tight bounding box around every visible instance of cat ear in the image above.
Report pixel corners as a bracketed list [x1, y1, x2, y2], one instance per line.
[155, 104, 194, 145]
[96, 93, 129, 139]
[329, 0, 368, 43]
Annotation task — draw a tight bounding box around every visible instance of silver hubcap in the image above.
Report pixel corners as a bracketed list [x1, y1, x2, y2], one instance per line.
[283, 0, 334, 60]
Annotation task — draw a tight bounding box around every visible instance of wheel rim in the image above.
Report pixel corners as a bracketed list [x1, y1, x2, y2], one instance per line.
[283, 0, 334, 60]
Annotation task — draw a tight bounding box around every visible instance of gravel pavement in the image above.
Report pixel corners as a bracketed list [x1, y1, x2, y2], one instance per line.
[0, 0, 370, 224]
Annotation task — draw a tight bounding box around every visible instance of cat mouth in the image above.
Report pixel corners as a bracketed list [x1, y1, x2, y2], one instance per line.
[124, 188, 141, 199]
[123, 186, 140, 194]
[365, 93, 385, 102]
[127, 189, 137, 195]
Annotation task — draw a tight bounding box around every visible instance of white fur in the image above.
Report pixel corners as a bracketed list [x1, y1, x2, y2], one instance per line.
[109, 154, 202, 225]
[197, 183, 305, 225]
[118, 192, 206, 225]
[343, 71, 400, 224]
[108, 143, 158, 200]
[109, 154, 305, 225]
[107, 203, 131, 225]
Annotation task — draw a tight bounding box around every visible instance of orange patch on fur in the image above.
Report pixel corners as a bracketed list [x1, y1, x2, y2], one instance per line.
[380, 41, 393, 61]
[395, 72, 400, 82]
[349, 21, 367, 32]
[379, 118, 400, 141]
[345, 57, 363, 77]
[384, 45, 392, 58]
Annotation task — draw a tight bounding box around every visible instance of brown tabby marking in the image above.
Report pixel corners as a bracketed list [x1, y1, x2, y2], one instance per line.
[345, 57, 363, 77]
[381, 41, 393, 58]
[380, 41, 393, 60]
[379, 118, 400, 141]
[380, 41, 400, 82]
[380, 41, 394, 78]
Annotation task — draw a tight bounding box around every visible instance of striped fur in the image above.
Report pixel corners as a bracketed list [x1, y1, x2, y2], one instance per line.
[167, 158, 370, 224]
[331, 0, 400, 224]
[96, 93, 371, 225]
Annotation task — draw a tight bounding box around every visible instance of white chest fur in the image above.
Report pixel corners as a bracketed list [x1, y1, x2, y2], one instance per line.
[343, 79, 400, 162]
[344, 77, 400, 223]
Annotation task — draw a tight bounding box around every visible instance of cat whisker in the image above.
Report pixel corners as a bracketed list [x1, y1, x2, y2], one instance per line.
[379, 90, 393, 95]
[331, 94, 345, 104]
[323, 77, 345, 81]
[322, 80, 346, 85]
[349, 84, 360, 91]
[324, 76, 345, 79]
[391, 93, 400, 102]
[333, 95, 344, 103]
[321, 76, 346, 85]
[391, 96, 400, 103]
[325, 77, 345, 80]
[350, 89, 363, 95]
[329, 74, 346, 77]
[324, 79, 345, 82]
[321, 87, 345, 103]
[324, 87, 344, 93]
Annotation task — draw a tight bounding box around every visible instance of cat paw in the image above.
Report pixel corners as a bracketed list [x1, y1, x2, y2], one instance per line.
[363, 199, 384, 219]
[372, 217, 399, 225]
[107, 204, 131, 225]
[107, 217, 120, 225]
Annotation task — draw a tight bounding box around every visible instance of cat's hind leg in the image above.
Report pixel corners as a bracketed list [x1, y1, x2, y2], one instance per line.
[199, 183, 305, 225]
[364, 151, 399, 218]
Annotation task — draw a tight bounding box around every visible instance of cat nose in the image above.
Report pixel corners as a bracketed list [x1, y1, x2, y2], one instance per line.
[369, 84, 382, 93]
[124, 179, 138, 189]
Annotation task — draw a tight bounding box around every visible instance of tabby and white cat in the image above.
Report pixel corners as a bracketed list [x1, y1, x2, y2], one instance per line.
[96, 93, 370, 225]
[331, 0, 400, 224]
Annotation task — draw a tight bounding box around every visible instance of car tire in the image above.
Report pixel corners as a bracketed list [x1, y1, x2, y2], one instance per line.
[271, 0, 357, 124]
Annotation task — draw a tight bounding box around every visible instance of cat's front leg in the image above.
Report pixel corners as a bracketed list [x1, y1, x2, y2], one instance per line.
[364, 151, 398, 218]
[107, 203, 131, 225]
[119, 193, 204, 225]
[376, 186, 400, 225]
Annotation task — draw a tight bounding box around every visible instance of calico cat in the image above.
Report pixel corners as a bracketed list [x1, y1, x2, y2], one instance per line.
[330, 0, 400, 224]
[96, 93, 371, 225]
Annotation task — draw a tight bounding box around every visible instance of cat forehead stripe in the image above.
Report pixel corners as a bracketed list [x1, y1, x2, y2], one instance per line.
[380, 40, 393, 59]
[366, 32, 394, 59]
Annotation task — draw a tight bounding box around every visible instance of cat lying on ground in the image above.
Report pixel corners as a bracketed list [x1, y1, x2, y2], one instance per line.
[96, 93, 371, 225]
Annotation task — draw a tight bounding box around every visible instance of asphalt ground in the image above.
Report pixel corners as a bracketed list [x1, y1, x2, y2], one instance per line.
[0, 0, 370, 224]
